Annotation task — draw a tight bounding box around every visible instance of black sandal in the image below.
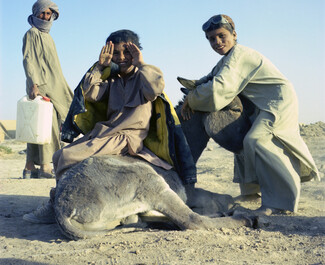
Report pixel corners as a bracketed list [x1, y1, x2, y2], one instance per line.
[22, 169, 39, 179]
[38, 170, 55, 179]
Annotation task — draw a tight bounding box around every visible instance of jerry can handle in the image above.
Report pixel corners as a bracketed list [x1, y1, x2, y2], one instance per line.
[33, 95, 51, 102]
[42, 96, 51, 102]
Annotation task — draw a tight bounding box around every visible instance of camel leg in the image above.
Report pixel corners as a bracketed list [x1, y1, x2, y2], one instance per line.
[185, 186, 235, 216]
[151, 187, 253, 230]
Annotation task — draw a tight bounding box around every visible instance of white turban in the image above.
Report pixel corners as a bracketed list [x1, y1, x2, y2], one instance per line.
[28, 0, 59, 33]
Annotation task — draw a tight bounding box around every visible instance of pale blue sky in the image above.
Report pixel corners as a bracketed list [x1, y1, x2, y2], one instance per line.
[1, 0, 324, 123]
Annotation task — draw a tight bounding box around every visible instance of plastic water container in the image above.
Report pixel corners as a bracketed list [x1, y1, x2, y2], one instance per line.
[16, 95, 53, 144]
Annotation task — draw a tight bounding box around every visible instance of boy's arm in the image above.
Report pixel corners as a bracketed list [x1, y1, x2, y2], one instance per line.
[82, 42, 116, 102]
[82, 63, 109, 102]
[138, 64, 165, 101]
[127, 43, 164, 101]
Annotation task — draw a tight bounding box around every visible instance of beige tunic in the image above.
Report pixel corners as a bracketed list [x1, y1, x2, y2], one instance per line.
[22, 27, 73, 164]
[187, 44, 319, 211]
[53, 64, 172, 179]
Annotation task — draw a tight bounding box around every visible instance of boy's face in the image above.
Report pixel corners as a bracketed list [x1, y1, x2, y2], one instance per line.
[112, 42, 134, 76]
[206, 27, 237, 55]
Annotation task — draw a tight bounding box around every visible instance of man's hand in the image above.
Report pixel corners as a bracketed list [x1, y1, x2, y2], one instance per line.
[126, 42, 144, 68]
[28, 84, 40, 99]
[99, 41, 114, 67]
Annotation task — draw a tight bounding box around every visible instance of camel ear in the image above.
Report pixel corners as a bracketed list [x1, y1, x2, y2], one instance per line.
[180, 87, 189, 95]
[177, 77, 197, 90]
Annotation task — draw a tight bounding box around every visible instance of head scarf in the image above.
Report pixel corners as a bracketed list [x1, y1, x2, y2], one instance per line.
[28, 0, 59, 33]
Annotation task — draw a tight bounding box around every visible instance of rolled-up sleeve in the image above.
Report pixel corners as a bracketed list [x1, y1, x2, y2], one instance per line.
[83, 64, 109, 102]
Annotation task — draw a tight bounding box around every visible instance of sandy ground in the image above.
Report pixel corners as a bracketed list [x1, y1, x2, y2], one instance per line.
[0, 122, 324, 265]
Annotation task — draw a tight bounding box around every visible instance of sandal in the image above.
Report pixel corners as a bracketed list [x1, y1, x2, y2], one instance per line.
[22, 169, 39, 179]
[22, 169, 31, 179]
[38, 170, 55, 179]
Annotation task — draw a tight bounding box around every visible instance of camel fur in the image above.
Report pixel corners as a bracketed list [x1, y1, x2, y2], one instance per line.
[54, 95, 256, 240]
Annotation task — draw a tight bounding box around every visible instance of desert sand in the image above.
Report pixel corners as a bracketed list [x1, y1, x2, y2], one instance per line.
[0, 122, 324, 265]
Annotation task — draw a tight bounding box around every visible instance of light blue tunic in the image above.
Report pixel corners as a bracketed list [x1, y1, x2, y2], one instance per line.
[187, 44, 319, 211]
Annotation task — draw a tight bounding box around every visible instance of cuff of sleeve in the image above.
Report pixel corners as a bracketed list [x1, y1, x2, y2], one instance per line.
[92, 64, 104, 81]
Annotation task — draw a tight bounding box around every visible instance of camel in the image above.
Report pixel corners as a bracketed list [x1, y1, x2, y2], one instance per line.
[54, 95, 256, 240]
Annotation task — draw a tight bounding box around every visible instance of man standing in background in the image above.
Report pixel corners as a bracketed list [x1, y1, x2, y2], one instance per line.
[22, 0, 73, 179]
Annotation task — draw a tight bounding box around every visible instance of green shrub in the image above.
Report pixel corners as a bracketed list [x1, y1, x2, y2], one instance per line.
[0, 145, 13, 154]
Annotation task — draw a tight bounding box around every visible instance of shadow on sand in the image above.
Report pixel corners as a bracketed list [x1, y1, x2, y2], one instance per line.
[0, 194, 64, 242]
[0, 258, 49, 265]
[258, 214, 325, 236]
[0, 194, 324, 243]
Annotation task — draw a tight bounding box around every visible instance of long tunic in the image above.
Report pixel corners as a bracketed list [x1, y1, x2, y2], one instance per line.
[53, 64, 172, 179]
[187, 44, 319, 212]
[22, 27, 73, 164]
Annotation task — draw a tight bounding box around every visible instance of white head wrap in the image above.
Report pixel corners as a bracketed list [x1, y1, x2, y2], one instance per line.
[27, 0, 59, 33]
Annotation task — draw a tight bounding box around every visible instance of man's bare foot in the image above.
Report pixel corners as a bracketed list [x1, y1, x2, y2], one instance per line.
[24, 161, 37, 171]
[37, 164, 55, 178]
[235, 193, 261, 202]
[254, 205, 288, 216]
[41, 164, 53, 174]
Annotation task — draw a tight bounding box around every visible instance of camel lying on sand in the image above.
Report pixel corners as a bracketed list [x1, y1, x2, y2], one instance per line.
[54, 95, 256, 240]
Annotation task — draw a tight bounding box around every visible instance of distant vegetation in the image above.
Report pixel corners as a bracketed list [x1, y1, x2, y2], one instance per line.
[0, 145, 13, 155]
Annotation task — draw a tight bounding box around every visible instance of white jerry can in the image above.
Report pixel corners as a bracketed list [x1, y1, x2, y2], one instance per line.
[16, 95, 53, 144]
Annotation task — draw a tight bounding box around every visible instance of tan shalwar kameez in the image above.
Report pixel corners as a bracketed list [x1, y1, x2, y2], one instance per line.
[22, 27, 73, 165]
[53, 64, 172, 180]
[187, 44, 319, 212]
